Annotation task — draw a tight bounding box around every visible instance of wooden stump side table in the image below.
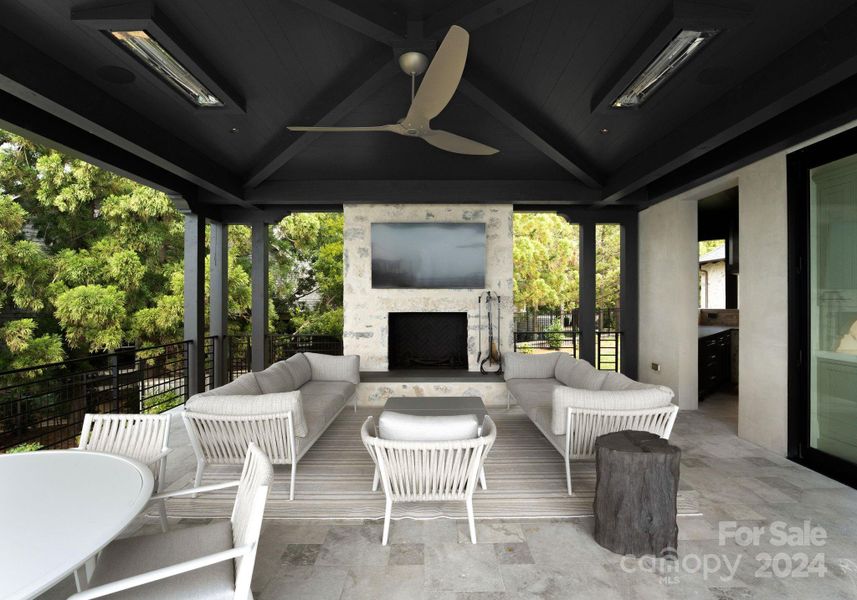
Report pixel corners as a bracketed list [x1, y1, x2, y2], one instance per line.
[593, 430, 681, 557]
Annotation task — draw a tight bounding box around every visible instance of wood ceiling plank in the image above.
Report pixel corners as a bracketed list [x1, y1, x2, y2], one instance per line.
[289, 0, 405, 46]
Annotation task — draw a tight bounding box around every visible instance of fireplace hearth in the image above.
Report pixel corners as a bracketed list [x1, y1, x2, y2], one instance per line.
[388, 312, 468, 370]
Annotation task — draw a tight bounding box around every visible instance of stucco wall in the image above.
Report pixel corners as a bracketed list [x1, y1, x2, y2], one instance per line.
[342, 204, 514, 371]
[638, 197, 699, 409]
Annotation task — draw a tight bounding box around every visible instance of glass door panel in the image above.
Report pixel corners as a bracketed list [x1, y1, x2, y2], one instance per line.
[809, 152, 857, 464]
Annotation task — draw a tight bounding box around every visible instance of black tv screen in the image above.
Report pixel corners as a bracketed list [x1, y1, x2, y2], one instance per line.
[371, 223, 486, 288]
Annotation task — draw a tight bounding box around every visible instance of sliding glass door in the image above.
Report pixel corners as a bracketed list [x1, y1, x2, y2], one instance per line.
[790, 128, 857, 485]
[808, 154, 857, 465]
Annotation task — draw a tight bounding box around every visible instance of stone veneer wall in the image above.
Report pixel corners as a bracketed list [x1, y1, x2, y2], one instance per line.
[343, 204, 514, 371]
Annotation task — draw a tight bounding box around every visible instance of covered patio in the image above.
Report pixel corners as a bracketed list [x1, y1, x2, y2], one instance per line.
[4, 0, 857, 598]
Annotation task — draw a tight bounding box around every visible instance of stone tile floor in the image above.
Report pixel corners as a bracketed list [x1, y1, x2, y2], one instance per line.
[40, 392, 857, 599]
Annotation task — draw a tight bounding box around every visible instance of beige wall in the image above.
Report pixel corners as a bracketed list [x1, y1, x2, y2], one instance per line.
[639, 120, 857, 455]
[638, 197, 699, 409]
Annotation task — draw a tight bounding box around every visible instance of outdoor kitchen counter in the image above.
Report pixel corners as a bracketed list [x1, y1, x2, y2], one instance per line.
[698, 325, 737, 339]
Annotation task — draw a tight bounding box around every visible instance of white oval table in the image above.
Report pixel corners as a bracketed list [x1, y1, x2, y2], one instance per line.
[0, 450, 154, 600]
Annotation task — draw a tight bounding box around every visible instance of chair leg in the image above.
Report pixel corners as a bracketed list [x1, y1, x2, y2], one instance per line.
[372, 465, 380, 491]
[74, 565, 88, 592]
[191, 461, 205, 499]
[466, 497, 477, 544]
[565, 455, 573, 496]
[290, 461, 297, 501]
[158, 499, 169, 532]
[382, 498, 392, 545]
[479, 467, 487, 490]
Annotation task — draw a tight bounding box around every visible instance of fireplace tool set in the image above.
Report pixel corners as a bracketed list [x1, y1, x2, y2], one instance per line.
[477, 291, 502, 375]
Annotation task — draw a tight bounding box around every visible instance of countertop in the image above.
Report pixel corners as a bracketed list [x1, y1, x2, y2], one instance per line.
[699, 325, 738, 339]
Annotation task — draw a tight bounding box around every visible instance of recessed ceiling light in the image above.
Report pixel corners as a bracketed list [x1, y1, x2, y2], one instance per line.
[612, 29, 719, 109]
[600, 128, 609, 135]
[230, 127, 240, 134]
[107, 30, 224, 107]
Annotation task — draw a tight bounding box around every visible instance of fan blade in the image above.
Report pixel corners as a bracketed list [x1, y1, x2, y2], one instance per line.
[421, 130, 499, 155]
[287, 125, 400, 132]
[408, 25, 469, 121]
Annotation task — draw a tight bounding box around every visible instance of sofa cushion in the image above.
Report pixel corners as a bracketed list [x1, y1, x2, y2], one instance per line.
[284, 353, 312, 388]
[299, 380, 354, 423]
[564, 360, 608, 390]
[378, 411, 479, 441]
[506, 377, 562, 406]
[502, 352, 562, 380]
[88, 520, 234, 600]
[550, 386, 675, 435]
[185, 391, 307, 437]
[202, 372, 262, 397]
[599, 371, 643, 391]
[254, 361, 296, 393]
[554, 354, 580, 387]
[304, 352, 360, 384]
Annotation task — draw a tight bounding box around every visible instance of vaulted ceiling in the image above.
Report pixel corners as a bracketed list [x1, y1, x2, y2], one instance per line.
[2, 0, 857, 219]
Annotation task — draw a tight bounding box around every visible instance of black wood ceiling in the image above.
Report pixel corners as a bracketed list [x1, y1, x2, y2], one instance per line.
[2, 0, 857, 218]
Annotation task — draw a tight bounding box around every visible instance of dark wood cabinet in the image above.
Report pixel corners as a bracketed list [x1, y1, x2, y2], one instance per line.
[699, 330, 732, 399]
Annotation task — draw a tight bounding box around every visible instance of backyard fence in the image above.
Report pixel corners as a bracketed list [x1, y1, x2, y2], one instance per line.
[0, 340, 198, 453]
[513, 307, 621, 371]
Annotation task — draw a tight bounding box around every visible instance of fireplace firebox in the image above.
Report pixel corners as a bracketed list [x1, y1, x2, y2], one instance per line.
[388, 312, 468, 370]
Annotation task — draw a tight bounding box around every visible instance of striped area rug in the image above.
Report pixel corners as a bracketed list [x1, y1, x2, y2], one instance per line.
[163, 409, 701, 520]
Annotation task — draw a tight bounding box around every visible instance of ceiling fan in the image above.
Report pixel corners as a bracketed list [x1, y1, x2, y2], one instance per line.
[288, 25, 499, 156]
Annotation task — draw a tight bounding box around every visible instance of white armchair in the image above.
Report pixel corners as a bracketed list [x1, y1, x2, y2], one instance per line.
[78, 413, 172, 531]
[68, 442, 273, 600]
[361, 414, 496, 545]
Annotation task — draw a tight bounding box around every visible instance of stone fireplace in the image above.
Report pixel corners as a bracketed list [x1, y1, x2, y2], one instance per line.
[343, 204, 514, 371]
[388, 312, 468, 370]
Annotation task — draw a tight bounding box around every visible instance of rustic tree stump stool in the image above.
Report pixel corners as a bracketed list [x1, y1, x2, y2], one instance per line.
[593, 430, 681, 557]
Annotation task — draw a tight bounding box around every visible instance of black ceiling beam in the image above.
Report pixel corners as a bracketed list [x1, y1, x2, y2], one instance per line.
[246, 180, 602, 205]
[644, 70, 857, 207]
[460, 74, 604, 188]
[289, 0, 405, 46]
[600, 2, 857, 203]
[0, 89, 195, 201]
[426, 0, 536, 37]
[243, 58, 399, 188]
[0, 24, 253, 208]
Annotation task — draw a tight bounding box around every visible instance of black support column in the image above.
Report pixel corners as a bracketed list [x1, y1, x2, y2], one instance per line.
[209, 221, 229, 386]
[578, 220, 596, 366]
[251, 221, 270, 372]
[183, 212, 205, 396]
[620, 216, 639, 379]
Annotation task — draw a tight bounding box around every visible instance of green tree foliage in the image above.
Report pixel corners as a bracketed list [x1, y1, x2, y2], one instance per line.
[513, 213, 579, 311]
[512, 214, 622, 312]
[0, 129, 257, 370]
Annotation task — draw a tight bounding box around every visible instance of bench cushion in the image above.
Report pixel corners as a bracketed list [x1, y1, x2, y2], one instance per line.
[88, 520, 234, 600]
[502, 352, 562, 380]
[304, 352, 360, 384]
[378, 411, 479, 441]
[185, 391, 308, 437]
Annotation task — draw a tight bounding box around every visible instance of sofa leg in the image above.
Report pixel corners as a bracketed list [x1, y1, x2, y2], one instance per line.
[290, 462, 296, 501]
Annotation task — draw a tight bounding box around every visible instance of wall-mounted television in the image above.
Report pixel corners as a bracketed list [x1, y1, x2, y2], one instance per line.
[371, 223, 486, 289]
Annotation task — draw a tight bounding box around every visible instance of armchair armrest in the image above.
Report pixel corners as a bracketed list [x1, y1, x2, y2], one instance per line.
[151, 479, 240, 501]
[68, 544, 253, 599]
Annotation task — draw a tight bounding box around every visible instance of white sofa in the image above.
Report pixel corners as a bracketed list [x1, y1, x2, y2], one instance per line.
[503, 352, 677, 494]
[183, 352, 359, 500]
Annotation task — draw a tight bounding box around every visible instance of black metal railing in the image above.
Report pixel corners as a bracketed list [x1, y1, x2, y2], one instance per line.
[514, 330, 579, 356]
[0, 341, 190, 453]
[226, 334, 344, 382]
[513, 329, 622, 372]
[203, 335, 216, 391]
